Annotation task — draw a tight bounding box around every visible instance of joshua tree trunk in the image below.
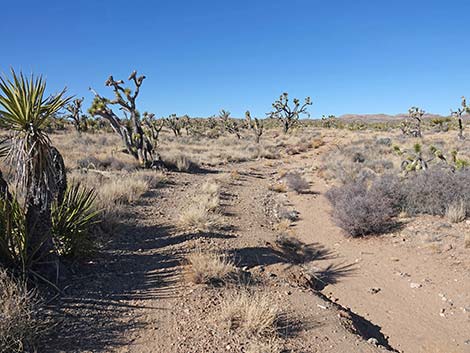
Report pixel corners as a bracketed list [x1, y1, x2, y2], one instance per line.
[89, 71, 160, 167]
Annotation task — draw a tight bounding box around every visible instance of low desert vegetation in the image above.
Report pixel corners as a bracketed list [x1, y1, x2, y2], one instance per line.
[445, 200, 467, 223]
[283, 171, 310, 193]
[179, 179, 224, 232]
[186, 251, 238, 285]
[0, 269, 45, 353]
[0, 64, 469, 352]
[222, 290, 284, 338]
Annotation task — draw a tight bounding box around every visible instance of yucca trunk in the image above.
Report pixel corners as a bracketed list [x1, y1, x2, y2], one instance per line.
[25, 200, 54, 263]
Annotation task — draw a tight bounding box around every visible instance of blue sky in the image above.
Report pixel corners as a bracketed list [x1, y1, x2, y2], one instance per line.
[1, 0, 469, 118]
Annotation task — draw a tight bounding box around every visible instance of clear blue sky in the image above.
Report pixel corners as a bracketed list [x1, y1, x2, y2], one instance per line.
[2, 0, 469, 118]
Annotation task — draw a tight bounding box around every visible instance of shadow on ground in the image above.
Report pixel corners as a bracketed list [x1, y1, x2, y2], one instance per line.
[43, 187, 229, 352]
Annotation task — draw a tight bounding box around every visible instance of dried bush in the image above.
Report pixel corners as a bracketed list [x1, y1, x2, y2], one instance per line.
[326, 177, 400, 236]
[222, 290, 283, 337]
[323, 142, 395, 183]
[283, 172, 309, 193]
[403, 168, 470, 216]
[445, 200, 466, 223]
[179, 180, 223, 232]
[186, 251, 237, 285]
[0, 269, 45, 353]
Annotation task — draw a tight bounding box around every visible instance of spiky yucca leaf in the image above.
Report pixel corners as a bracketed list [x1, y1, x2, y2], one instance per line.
[52, 183, 100, 258]
[0, 70, 70, 208]
[0, 196, 27, 271]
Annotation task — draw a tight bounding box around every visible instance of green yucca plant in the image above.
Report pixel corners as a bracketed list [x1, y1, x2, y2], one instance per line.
[0, 195, 54, 275]
[0, 69, 70, 207]
[52, 183, 100, 258]
[0, 196, 27, 271]
[0, 70, 70, 268]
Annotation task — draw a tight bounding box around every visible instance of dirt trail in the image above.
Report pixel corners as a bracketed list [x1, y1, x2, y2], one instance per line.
[47, 144, 469, 353]
[278, 147, 470, 353]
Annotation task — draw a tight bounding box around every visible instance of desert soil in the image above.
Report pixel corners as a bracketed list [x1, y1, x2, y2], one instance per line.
[44, 141, 470, 353]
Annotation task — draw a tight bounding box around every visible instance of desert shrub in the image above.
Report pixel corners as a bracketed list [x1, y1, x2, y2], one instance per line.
[51, 183, 100, 258]
[326, 177, 400, 236]
[445, 200, 466, 223]
[283, 172, 309, 193]
[327, 168, 470, 236]
[403, 168, 470, 216]
[222, 290, 283, 337]
[323, 142, 395, 183]
[161, 153, 197, 172]
[0, 269, 45, 352]
[186, 251, 237, 285]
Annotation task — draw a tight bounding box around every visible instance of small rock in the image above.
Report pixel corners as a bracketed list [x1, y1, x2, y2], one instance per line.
[440, 308, 446, 317]
[369, 287, 381, 294]
[367, 338, 379, 346]
[410, 282, 422, 289]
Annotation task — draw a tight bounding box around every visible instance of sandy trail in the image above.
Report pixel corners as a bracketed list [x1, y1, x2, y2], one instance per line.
[283, 148, 470, 353]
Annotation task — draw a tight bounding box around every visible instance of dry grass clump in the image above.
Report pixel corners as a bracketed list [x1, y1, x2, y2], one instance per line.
[0, 270, 45, 353]
[69, 170, 164, 227]
[97, 177, 149, 206]
[445, 200, 466, 223]
[283, 172, 310, 193]
[160, 152, 197, 172]
[269, 182, 287, 193]
[186, 251, 237, 285]
[222, 290, 283, 338]
[179, 180, 224, 232]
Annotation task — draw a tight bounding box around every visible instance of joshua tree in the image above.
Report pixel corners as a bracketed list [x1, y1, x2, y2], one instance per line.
[321, 115, 337, 128]
[0, 70, 70, 267]
[245, 110, 263, 143]
[408, 106, 425, 137]
[89, 71, 158, 167]
[451, 96, 468, 140]
[142, 112, 164, 147]
[400, 143, 428, 174]
[164, 114, 186, 137]
[65, 97, 88, 133]
[268, 93, 312, 133]
[218, 110, 242, 139]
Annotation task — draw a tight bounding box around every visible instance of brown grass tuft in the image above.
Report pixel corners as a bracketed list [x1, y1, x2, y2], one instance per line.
[179, 179, 224, 232]
[187, 251, 237, 285]
[0, 269, 45, 353]
[269, 182, 287, 193]
[222, 290, 283, 338]
[445, 200, 466, 223]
